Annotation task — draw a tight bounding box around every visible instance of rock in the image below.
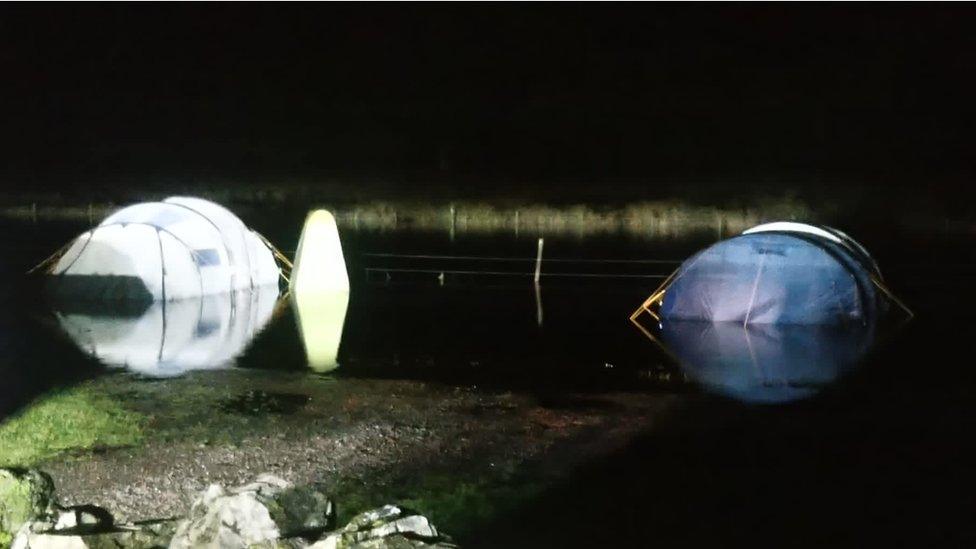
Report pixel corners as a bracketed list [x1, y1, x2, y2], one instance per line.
[12, 497, 173, 549]
[310, 505, 455, 549]
[13, 519, 179, 549]
[169, 474, 334, 549]
[1, 469, 58, 547]
[168, 483, 280, 549]
[267, 484, 335, 537]
[53, 506, 113, 531]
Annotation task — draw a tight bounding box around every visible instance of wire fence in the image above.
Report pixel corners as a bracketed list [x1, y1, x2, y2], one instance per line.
[361, 249, 677, 282]
[364, 267, 669, 279]
[360, 252, 683, 264]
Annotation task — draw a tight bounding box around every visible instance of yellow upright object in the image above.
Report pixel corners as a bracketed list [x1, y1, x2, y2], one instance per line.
[291, 210, 350, 293]
[292, 290, 350, 373]
[290, 209, 351, 372]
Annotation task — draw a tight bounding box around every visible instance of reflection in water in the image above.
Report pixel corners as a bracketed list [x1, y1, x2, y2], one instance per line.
[292, 290, 350, 373]
[661, 321, 875, 404]
[55, 286, 280, 376]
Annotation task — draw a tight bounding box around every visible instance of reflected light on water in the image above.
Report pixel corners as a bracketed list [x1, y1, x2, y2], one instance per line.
[292, 290, 350, 373]
[55, 286, 279, 376]
[661, 320, 876, 404]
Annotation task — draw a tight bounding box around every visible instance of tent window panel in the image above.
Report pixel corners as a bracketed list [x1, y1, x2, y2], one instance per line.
[147, 209, 186, 228]
[193, 249, 222, 267]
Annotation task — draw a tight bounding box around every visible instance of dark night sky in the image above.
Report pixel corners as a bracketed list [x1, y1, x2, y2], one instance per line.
[1, 4, 973, 199]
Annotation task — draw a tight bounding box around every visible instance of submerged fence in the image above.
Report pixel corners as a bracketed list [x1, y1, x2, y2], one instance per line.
[361, 239, 681, 284]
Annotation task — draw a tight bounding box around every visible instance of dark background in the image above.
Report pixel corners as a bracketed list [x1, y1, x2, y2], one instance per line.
[1, 4, 973, 204]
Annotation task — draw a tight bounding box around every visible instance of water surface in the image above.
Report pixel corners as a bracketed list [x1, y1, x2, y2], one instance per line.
[1, 213, 973, 546]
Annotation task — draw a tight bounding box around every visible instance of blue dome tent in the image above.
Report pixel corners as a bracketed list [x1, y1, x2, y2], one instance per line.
[631, 222, 910, 327]
[629, 222, 910, 402]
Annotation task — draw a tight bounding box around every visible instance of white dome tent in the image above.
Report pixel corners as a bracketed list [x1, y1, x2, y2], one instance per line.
[43, 197, 284, 301]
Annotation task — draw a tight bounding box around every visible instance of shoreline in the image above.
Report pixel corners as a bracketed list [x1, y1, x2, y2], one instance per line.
[8, 370, 676, 541]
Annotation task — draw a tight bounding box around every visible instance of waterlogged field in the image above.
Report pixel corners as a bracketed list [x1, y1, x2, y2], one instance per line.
[0, 202, 974, 546]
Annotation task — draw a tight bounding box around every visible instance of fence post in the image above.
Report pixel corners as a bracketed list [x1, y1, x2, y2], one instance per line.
[534, 237, 544, 284]
[534, 281, 544, 327]
[449, 204, 456, 242]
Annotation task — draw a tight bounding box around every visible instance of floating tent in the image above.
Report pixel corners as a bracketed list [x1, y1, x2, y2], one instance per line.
[56, 286, 279, 377]
[44, 197, 283, 302]
[631, 222, 907, 326]
[38, 202, 355, 375]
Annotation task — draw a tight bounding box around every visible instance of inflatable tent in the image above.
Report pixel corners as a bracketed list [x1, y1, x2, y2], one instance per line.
[631, 222, 904, 326]
[44, 197, 282, 302]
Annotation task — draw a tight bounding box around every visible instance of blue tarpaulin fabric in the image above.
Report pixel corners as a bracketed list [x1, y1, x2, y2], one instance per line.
[659, 233, 878, 325]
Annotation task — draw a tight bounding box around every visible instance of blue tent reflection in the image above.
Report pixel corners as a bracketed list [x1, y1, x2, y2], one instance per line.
[660, 320, 875, 404]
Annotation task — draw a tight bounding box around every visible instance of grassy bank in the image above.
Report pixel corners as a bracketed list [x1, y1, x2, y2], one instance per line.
[0, 196, 815, 239]
[0, 384, 146, 468]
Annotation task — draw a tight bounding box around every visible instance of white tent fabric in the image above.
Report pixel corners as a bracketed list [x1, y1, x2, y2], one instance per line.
[56, 286, 279, 377]
[742, 221, 881, 278]
[742, 221, 844, 244]
[51, 197, 279, 300]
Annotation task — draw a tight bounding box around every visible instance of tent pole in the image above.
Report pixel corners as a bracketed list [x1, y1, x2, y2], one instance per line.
[871, 274, 914, 320]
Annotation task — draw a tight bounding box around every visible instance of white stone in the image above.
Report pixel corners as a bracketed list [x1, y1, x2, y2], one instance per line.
[168, 478, 288, 549]
[13, 532, 87, 549]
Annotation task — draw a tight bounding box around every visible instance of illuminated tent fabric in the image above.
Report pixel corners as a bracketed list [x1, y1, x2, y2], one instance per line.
[56, 285, 279, 377]
[661, 320, 873, 404]
[659, 223, 882, 325]
[742, 221, 882, 279]
[50, 197, 280, 301]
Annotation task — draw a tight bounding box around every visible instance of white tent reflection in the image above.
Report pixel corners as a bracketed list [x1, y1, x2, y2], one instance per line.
[56, 286, 280, 377]
[292, 290, 350, 373]
[661, 320, 875, 404]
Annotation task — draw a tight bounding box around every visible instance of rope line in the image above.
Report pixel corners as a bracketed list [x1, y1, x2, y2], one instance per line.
[365, 267, 667, 279]
[26, 238, 78, 274]
[361, 252, 682, 264]
[252, 230, 293, 285]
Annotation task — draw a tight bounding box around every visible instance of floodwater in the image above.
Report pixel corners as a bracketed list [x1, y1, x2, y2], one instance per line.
[1, 212, 974, 546]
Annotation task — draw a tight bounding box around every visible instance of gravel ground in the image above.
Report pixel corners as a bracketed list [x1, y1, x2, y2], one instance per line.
[40, 370, 673, 524]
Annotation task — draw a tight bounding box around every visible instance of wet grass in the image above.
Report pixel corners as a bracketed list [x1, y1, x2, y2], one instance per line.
[327, 467, 546, 541]
[0, 384, 146, 467]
